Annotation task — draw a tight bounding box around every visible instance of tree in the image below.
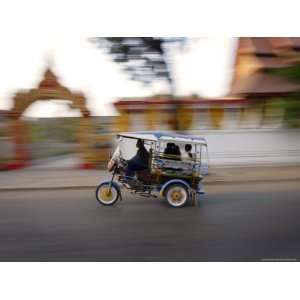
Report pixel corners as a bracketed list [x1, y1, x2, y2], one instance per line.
[90, 37, 186, 93]
[91, 37, 193, 131]
[266, 64, 300, 127]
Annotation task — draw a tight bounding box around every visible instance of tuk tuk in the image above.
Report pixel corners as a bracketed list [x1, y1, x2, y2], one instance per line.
[95, 131, 209, 208]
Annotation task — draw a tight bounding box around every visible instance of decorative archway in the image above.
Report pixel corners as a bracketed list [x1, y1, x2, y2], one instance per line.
[7, 67, 98, 169]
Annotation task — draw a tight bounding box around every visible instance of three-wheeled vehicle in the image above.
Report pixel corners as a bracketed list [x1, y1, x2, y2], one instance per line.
[95, 131, 209, 208]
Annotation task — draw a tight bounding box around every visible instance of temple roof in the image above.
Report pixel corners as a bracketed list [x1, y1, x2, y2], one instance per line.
[231, 71, 300, 96]
[230, 38, 300, 97]
[238, 37, 300, 54]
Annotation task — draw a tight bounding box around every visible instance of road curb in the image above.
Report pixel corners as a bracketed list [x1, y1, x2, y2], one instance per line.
[1, 177, 300, 192]
[0, 186, 97, 192]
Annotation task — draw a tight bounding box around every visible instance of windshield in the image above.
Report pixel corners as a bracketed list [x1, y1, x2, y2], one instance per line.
[118, 137, 154, 160]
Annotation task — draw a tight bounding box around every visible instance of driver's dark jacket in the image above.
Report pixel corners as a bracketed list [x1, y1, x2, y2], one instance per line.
[133, 146, 149, 167]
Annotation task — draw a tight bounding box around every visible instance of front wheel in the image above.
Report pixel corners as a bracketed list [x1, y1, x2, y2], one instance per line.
[165, 184, 189, 208]
[96, 182, 120, 206]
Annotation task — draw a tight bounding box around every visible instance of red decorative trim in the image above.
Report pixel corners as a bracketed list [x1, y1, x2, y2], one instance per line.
[2, 161, 30, 171]
[79, 162, 97, 170]
[114, 98, 249, 109]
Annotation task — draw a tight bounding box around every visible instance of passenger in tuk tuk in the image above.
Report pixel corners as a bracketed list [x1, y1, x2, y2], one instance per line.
[184, 144, 194, 160]
[163, 143, 181, 160]
[125, 139, 150, 177]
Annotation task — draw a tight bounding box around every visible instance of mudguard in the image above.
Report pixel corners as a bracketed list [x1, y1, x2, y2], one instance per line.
[98, 180, 122, 201]
[159, 179, 191, 198]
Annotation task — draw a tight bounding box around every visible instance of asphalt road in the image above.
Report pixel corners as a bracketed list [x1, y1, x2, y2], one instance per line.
[0, 181, 300, 261]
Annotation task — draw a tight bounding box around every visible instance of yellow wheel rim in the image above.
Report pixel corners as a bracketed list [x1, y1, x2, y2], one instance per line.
[170, 189, 183, 203]
[166, 186, 188, 207]
[100, 187, 114, 202]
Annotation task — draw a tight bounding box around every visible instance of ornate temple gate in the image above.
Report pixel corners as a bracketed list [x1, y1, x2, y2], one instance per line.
[7, 68, 104, 169]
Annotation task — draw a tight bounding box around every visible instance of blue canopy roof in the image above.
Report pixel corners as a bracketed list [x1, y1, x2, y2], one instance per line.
[118, 131, 207, 143]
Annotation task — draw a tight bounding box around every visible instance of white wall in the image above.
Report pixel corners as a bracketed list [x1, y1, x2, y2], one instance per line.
[196, 129, 300, 166]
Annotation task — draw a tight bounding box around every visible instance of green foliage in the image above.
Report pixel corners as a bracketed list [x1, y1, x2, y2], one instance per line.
[284, 98, 300, 128]
[266, 61, 300, 128]
[27, 118, 79, 143]
[266, 63, 300, 82]
[269, 97, 300, 128]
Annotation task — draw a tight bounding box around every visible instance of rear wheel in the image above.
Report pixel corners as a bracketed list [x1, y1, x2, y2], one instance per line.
[96, 182, 120, 206]
[165, 184, 189, 208]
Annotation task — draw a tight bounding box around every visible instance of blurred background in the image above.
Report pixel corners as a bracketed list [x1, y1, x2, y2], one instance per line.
[2, 37, 300, 262]
[1, 37, 300, 170]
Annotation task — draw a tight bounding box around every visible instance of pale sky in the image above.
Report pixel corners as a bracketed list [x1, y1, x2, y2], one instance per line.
[0, 37, 237, 117]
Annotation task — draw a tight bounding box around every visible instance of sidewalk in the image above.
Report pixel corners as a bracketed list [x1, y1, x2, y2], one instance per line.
[1, 165, 300, 191]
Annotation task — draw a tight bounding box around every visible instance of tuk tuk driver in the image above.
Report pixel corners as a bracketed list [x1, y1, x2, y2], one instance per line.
[125, 138, 149, 177]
